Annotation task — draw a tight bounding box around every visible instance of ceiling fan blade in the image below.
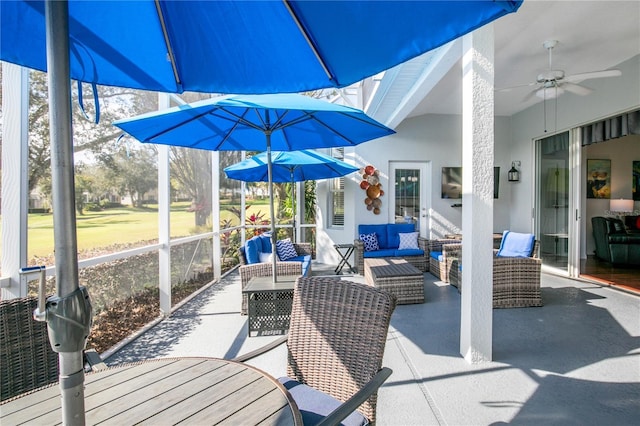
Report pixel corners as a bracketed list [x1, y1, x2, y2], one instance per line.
[522, 88, 538, 102]
[495, 82, 537, 92]
[565, 69, 622, 83]
[562, 82, 593, 96]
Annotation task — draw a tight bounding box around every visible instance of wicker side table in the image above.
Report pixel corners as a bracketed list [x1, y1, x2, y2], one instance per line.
[364, 258, 424, 304]
[243, 275, 298, 336]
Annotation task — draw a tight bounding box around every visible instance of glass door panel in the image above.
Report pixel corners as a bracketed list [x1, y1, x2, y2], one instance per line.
[536, 132, 570, 272]
[389, 162, 429, 237]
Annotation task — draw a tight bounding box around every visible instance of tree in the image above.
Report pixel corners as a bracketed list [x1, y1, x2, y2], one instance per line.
[74, 164, 95, 215]
[0, 70, 159, 194]
[99, 146, 157, 208]
[170, 148, 212, 226]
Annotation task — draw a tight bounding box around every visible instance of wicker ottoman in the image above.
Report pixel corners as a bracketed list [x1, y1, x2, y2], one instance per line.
[364, 258, 424, 304]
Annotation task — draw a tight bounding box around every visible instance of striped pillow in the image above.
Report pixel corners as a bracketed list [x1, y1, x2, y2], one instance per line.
[276, 238, 298, 261]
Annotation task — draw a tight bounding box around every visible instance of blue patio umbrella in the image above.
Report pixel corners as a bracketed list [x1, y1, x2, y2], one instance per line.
[0, 1, 523, 421]
[224, 149, 359, 241]
[0, 1, 523, 94]
[114, 93, 394, 280]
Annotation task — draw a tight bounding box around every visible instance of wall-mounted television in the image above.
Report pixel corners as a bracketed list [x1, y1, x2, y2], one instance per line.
[441, 167, 500, 199]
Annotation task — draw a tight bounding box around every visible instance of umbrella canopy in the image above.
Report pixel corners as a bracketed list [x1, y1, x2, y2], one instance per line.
[224, 150, 359, 183]
[224, 149, 359, 242]
[114, 93, 393, 280]
[113, 94, 395, 151]
[0, 1, 523, 94]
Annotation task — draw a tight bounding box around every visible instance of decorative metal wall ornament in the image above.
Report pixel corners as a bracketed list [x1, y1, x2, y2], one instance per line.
[360, 165, 384, 214]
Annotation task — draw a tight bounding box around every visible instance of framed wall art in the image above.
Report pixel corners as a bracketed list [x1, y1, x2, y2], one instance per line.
[586, 159, 611, 199]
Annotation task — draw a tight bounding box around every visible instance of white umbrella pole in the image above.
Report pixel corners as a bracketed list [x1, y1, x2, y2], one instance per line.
[290, 169, 296, 243]
[43, 2, 92, 424]
[266, 132, 278, 282]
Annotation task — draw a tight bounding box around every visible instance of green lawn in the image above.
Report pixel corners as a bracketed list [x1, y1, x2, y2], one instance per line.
[1, 200, 278, 260]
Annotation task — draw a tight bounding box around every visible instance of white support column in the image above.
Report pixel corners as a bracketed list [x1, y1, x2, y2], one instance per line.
[1, 64, 30, 299]
[295, 181, 303, 242]
[158, 94, 171, 315]
[211, 151, 221, 281]
[240, 152, 247, 248]
[460, 25, 495, 363]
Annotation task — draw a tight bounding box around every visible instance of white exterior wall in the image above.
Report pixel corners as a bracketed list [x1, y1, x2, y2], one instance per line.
[315, 114, 513, 263]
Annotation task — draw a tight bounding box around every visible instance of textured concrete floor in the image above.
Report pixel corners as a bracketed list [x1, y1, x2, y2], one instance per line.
[105, 265, 640, 425]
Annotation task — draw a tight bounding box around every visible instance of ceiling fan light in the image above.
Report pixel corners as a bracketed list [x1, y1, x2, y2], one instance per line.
[535, 86, 565, 99]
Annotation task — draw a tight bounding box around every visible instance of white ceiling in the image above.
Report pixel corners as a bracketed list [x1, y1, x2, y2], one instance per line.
[381, 0, 640, 121]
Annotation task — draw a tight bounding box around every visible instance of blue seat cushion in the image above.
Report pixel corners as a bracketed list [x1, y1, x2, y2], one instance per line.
[429, 251, 443, 261]
[278, 378, 368, 426]
[289, 254, 312, 276]
[394, 248, 424, 257]
[363, 249, 396, 258]
[386, 223, 416, 249]
[497, 231, 535, 258]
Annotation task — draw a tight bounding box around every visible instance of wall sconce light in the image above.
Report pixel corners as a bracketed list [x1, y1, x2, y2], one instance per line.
[508, 161, 521, 182]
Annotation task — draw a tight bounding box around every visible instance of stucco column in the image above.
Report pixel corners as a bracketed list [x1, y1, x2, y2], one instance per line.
[460, 25, 495, 363]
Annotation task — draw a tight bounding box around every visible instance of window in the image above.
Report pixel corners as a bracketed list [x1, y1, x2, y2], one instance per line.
[329, 148, 346, 227]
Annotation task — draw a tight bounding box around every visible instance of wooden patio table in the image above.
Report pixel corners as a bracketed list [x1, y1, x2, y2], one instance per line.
[0, 357, 302, 425]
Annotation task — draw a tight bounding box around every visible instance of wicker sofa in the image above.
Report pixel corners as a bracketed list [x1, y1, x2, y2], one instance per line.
[449, 233, 542, 308]
[354, 223, 428, 274]
[238, 234, 312, 315]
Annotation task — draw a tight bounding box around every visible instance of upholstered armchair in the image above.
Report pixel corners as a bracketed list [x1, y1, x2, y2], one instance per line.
[592, 216, 640, 265]
[449, 233, 542, 308]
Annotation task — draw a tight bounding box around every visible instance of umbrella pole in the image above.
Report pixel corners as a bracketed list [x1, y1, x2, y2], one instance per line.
[43, 2, 92, 424]
[266, 132, 278, 282]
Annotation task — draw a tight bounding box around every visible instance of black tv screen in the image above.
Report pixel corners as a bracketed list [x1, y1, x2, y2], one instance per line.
[441, 166, 500, 199]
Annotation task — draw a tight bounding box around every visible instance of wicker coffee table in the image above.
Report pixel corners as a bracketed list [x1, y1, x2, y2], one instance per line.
[364, 258, 424, 304]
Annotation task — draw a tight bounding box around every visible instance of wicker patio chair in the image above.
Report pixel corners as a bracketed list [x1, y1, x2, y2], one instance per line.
[450, 240, 542, 308]
[427, 238, 462, 282]
[234, 276, 397, 425]
[0, 296, 58, 401]
[238, 241, 312, 315]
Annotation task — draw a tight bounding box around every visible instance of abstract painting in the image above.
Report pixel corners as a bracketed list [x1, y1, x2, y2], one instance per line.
[586, 159, 611, 199]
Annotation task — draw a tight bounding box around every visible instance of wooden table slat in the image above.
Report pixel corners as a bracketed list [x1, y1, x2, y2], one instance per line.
[127, 368, 260, 425]
[87, 360, 238, 424]
[218, 387, 293, 426]
[177, 376, 281, 424]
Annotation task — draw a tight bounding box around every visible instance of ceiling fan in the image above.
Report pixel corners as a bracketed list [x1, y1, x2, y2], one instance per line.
[500, 40, 622, 101]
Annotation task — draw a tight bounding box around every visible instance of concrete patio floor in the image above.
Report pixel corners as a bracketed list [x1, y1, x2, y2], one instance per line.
[104, 265, 640, 425]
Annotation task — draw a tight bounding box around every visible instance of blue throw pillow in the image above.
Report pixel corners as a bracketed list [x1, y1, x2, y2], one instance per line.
[259, 233, 273, 253]
[360, 232, 380, 252]
[245, 238, 261, 264]
[497, 231, 535, 258]
[276, 238, 298, 261]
